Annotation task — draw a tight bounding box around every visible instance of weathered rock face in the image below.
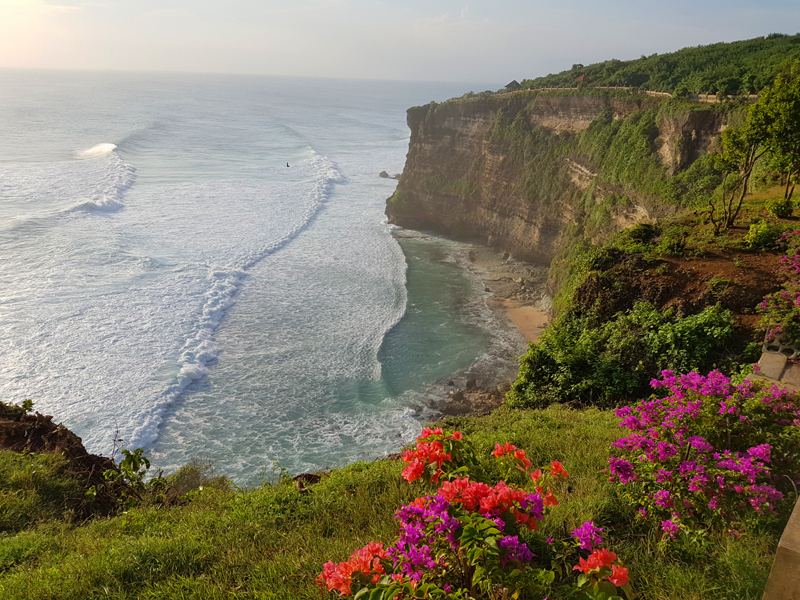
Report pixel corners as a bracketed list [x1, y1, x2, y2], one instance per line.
[386, 92, 729, 264]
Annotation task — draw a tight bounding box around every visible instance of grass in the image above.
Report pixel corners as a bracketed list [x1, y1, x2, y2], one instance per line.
[0, 405, 783, 599]
[0, 452, 86, 533]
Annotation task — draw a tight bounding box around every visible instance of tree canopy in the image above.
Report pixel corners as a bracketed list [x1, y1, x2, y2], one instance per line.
[521, 33, 800, 95]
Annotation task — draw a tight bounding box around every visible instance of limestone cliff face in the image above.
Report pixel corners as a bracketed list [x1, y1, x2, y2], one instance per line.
[386, 92, 730, 263]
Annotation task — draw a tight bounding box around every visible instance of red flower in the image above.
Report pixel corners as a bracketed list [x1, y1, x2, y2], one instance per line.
[450, 431, 464, 440]
[608, 564, 630, 587]
[514, 448, 532, 469]
[492, 443, 506, 458]
[530, 468, 542, 482]
[573, 548, 617, 574]
[550, 460, 569, 478]
[543, 489, 559, 507]
[401, 459, 425, 482]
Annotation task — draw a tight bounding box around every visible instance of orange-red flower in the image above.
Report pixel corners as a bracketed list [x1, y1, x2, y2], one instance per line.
[543, 489, 559, 507]
[608, 564, 630, 587]
[401, 459, 425, 482]
[550, 460, 569, 478]
[573, 547, 618, 574]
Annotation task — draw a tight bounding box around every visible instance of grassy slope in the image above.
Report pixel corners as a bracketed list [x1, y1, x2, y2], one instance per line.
[0, 406, 782, 599]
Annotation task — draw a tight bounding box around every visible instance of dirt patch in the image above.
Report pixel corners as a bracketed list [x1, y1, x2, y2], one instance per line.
[573, 248, 781, 332]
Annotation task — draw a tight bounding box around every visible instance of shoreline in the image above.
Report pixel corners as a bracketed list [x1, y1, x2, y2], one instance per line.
[466, 245, 551, 344]
[438, 243, 551, 417]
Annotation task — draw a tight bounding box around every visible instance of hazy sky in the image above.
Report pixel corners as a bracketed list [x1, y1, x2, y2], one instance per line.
[2, 0, 799, 83]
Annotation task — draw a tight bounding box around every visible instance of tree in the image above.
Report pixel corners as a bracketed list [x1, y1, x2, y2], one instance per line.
[708, 111, 771, 233]
[760, 60, 800, 200]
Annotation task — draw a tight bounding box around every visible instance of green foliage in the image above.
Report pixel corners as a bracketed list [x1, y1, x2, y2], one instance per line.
[488, 107, 578, 207]
[0, 400, 34, 422]
[759, 60, 800, 200]
[611, 223, 659, 254]
[0, 452, 86, 533]
[743, 220, 787, 249]
[519, 34, 800, 94]
[655, 224, 690, 255]
[417, 175, 477, 198]
[766, 196, 794, 217]
[507, 303, 738, 410]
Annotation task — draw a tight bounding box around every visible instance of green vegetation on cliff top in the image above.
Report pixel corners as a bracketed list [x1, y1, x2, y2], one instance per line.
[521, 33, 800, 95]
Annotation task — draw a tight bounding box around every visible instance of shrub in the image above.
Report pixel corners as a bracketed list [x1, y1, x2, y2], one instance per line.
[766, 197, 794, 218]
[655, 224, 689, 256]
[607, 370, 800, 538]
[758, 229, 800, 345]
[508, 303, 738, 410]
[318, 429, 633, 600]
[743, 220, 787, 250]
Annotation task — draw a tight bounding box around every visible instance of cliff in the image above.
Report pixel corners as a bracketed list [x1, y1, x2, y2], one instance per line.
[385, 91, 732, 264]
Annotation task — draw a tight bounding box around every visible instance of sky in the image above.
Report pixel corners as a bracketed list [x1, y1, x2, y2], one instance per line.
[1, 0, 799, 84]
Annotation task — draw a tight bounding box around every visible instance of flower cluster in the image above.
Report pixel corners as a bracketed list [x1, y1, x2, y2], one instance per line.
[401, 427, 474, 484]
[316, 542, 389, 596]
[571, 521, 604, 551]
[319, 433, 633, 599]
[573, 547, 630, 587]
[758, 229, 800, 345]
[608, 370, 800, 537]
[567, 523, 629, 589]
[438, 477, 546, 530]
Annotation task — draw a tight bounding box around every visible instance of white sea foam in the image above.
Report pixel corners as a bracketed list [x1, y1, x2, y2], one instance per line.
[127, 153, 344, 450]
[72, 146, 136, 211]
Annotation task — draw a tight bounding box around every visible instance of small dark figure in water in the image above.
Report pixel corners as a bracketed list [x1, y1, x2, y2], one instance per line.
[286, 162, 290, 167]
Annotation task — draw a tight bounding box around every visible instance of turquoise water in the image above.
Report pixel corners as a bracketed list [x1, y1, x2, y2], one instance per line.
[0, 71, 523, 482]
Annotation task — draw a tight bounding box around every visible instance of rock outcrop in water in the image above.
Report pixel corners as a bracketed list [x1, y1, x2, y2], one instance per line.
[385, 91, 730, 264]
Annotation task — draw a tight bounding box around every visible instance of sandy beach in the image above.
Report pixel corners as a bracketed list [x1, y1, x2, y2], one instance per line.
[438, 244, 551, 417]
[466, 246, 551, 344]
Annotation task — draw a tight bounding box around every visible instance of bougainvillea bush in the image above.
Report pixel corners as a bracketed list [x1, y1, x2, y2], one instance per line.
[758, 229, 800, 345]
[319, 429, 633, 600]
[608, 370, 800, 538]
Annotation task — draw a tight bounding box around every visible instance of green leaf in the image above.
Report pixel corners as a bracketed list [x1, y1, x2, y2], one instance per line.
[472, 565, 486, 585]
[621, 583, 635, 600]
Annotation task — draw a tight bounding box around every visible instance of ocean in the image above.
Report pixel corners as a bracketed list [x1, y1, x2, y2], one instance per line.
[0, 71, 525, 483]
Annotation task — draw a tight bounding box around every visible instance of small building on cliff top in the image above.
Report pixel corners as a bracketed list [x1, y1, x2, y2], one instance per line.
[505, 80, 522, 91]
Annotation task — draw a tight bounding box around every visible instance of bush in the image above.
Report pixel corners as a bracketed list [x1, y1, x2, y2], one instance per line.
[507, 303, 738, 410]
[318, 429, 634, 600]
[766, 197, 794, 218]
[758, 229, 800, 345]
[743, 220, 787, 250]
[655, 224, 689, 255]
[608, 370, 800, 538]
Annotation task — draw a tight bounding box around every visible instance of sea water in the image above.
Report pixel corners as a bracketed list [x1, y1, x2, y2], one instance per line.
[0, 71, 525, 483]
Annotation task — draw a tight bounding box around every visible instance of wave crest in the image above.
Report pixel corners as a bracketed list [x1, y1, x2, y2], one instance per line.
[129, 153, 344, 449]
[76, 143, 118, 159]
